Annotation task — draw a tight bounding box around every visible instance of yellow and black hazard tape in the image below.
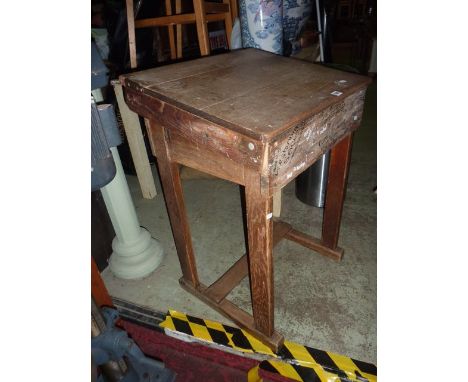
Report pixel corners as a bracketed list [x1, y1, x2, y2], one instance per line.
[255, 357, 376, 382]
[160, 309, 276, 356]
[272, 342, 377, 382]
[160, 310, 377, 382]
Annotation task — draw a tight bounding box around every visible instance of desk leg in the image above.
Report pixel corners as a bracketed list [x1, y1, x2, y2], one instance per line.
[147, 120, 200, 288]
[322, 133, 354, 249]
[244, 171, 274, 336]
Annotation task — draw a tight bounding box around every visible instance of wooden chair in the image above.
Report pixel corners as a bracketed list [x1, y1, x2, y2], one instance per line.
[126, 0, 237, 68]
[114, 0, 236, 200]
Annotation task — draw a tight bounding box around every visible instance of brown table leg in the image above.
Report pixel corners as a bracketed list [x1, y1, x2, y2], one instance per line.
[269, 133, 354, 262]
[244, 170, 274, 336]
[145, 118, 283, 351]
[147, 119, 200, 288]
[322, 133, 354, 250]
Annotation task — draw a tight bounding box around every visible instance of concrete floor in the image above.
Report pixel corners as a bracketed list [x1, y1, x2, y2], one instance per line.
[102, 81, 377, 364]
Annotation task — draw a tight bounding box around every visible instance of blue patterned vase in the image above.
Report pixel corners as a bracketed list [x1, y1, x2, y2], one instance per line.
[282, 0, 313, 54]
[239, 0, 284, 55]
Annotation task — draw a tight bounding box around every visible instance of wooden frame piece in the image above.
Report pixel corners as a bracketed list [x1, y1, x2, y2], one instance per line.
[113, 81, 157, 199]
[193, 0, 210, 55]
[204, 254, 248, 303]
[285, 227, 344, 261]
[244, 169, 274, 336]
[204, 220, 293, 304]
[222, 0, 233, 48]
[179, 278, 285, 352]
[322, 133, 354, 249]
[127, 0, 233, 60]
[165, 0, 177, 60]
[126, 0, 137, 68]
[272, 189, 282, 217]
[134, 12, 226, 28]
[175, 0, 183, 58]
[229, 0, 238, 21]
[147, 119, 200, 287]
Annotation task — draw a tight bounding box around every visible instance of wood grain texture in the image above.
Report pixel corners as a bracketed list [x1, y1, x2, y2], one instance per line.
[203, 220, 292, 304]
[165, 0, 177, 60]
[272, 219, 293, 244]
[205, 254, 249, 303]
[193, 0, 210, 55]
[285, 228, 344, 261]
[322, 133, 354, 249]
[175, 0, 183, 58]
[179, 278, 284, 352]
[146, 118, 200, 287]
[123, 85, 263, 168]
[167, 129, 246, 185]
[126, 0, 137, 68]
[244, 169, 274, 336]
[121, 49, 371, 141]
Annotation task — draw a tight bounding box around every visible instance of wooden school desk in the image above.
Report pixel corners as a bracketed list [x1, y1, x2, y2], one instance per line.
[120, 48, 371, 352]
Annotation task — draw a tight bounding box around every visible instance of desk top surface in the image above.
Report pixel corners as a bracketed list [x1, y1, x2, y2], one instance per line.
[121, 49, 371, 141]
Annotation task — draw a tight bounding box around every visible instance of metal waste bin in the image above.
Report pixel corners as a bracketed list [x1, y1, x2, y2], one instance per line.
[295, 151, 330, 207]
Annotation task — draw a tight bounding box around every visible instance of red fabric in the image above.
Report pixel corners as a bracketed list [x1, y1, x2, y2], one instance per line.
[119, 319, 295, 382]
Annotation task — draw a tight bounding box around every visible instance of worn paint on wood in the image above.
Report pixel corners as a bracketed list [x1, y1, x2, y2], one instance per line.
[268, 90, 365, 190]
[124, 85, 263, 169]
[121, 49, 370, 142]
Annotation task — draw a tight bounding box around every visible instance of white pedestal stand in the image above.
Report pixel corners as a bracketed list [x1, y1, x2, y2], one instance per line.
[101, 147, 164, 279]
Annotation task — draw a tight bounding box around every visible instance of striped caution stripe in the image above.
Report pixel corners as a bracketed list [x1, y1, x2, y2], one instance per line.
[160, 310, 376, 382]
[160, 310, 276, 356]
[259, 357, 376, 382]
[277, 341, 377, 382]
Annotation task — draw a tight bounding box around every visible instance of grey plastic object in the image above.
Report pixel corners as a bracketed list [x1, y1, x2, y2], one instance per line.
[97, 104, 122, 148]
[91, 39, 119, 192]
[91, 40, 108, 90]
[91, 101, 116, 191]
[295, 150, 330, 207]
